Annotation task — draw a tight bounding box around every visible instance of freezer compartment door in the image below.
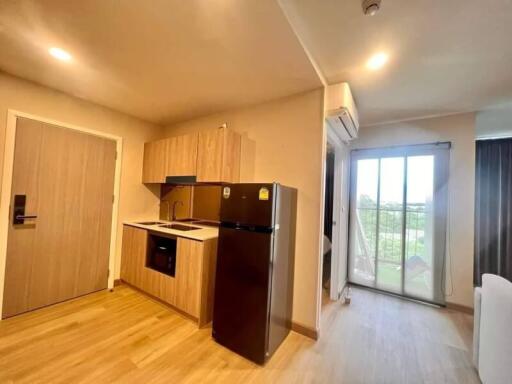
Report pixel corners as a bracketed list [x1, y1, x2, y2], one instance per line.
[220, 183, 275, 227]
[212, 226, 273, 364]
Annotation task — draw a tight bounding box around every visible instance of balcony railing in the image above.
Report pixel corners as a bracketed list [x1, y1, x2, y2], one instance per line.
[356, 206, 431, 265]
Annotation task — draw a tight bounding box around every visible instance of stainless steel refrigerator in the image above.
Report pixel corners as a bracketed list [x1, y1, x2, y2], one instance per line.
[212, 183, 297, 364]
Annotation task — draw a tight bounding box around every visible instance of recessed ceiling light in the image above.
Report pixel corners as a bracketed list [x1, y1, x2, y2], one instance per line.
[366, 53, 388, 70]
[48, 47, 72, 62]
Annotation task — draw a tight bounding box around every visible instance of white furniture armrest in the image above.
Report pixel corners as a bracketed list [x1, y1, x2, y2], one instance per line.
[473, 286, 482, 367]
[478, 274, 512, 384]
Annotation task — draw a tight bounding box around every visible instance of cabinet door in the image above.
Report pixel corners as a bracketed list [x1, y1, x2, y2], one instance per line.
[197, 129, 224, 182]
[120, 226, 147, 287]
[197, 127, 241, 183]
[121, 225, 176, 306]
[142, 139, 168, 183]
[221, 128, 241, 183]
[167, 133, 198, 176]
[175, 238, 203, 318]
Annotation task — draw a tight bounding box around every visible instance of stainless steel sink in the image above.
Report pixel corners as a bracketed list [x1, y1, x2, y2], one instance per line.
[136, 221, 165, 225]
[192, 220, 220, 227]
[159, 224, 201, 231]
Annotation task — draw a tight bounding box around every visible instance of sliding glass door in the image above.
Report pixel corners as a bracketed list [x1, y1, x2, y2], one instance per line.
[348, 144, 449, 304]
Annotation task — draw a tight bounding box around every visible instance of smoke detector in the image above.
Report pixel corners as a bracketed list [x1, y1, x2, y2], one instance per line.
[362, 0, 382, 16]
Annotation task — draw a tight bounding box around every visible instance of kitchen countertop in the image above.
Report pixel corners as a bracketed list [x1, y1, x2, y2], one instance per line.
[124, 220, 219, 241]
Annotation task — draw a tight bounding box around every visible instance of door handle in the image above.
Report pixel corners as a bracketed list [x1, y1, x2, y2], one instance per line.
[12, 195, 37, 225]
[15, 215, 38, 221]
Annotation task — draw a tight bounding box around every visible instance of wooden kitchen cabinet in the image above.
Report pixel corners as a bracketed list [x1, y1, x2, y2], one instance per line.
[142, 138, 169, 183]
[120, 225, 217, 326]
[175, 238, 203, 318]
[120, 225, 176, 306]
[166, 133, 198, 177]
[175, 237, 218, 325]
[120, 225, 146, 287]
[196, 126, 241, 183]
[142, 127, 241, 184]
[142, 133, 198, 183]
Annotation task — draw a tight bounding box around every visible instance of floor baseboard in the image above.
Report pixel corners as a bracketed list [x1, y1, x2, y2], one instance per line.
[291, 322, 319, 340]
[446, 301, 474, 314]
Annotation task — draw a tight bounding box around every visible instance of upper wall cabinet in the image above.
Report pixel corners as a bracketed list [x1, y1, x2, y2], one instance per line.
[167, 133, 198, 176]
[196, 127, 241, 183]
[142, 138, 168, 183]
[142, 133, 198, 183]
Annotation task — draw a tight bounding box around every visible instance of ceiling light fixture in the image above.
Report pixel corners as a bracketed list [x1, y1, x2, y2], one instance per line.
[48, 47, 72, 62]
[366, 52, 388, 70]
[362, 0, 382, 16]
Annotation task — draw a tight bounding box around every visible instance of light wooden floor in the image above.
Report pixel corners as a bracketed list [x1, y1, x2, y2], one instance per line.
[0, 284, 480, 383]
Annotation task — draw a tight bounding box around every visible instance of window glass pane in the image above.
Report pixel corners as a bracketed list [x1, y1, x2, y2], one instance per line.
[349, 159, 378, 286]
[404, 155, 435, 300]
[376, 157, 404, 293]
[348, 148, 447, 306]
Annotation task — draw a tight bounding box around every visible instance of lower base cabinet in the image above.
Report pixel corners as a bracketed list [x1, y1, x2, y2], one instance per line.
[120, 225, 217, 326]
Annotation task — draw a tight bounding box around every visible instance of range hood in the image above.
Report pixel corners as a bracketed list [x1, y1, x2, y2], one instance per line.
[164, 176, 224, 186]
[165, 176, 197, 185]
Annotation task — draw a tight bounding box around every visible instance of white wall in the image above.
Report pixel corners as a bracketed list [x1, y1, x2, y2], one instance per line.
[476, 103, 512, 138]
[352, 113, 476, 308]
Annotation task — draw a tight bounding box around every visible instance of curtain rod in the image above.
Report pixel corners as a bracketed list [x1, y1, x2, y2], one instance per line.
[476, 135, 512, 141]
[351, 141, 452, 152]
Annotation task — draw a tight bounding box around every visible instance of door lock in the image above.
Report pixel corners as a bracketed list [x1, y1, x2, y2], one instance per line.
[13, 195, 37, 225]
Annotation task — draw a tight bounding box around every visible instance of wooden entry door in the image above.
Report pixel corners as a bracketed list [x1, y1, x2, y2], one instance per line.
[2, 117, 117, 318]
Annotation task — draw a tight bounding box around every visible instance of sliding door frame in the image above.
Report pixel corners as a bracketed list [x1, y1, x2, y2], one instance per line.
[0, 110, 123, 318]
[348, 142, 450, 305]
[326, 125, 350, 300]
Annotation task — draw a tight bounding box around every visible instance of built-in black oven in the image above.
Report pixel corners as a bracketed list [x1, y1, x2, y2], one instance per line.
[146, 232, 177, 277]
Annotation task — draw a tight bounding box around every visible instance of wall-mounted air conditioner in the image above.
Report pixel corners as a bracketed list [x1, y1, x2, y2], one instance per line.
[325, 82, 359, 142]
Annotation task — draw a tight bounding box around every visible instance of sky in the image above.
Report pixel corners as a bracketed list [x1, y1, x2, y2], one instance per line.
[356, 156, 434, 204]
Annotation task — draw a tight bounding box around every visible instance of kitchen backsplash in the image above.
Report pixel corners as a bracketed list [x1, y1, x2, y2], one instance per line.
[159, 185, 221, 221]
[192, 185, 221, 221]
[160, 185, 193, 220]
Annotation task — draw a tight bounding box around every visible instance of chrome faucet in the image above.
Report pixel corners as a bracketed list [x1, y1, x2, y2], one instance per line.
[172, 200, 184, 221]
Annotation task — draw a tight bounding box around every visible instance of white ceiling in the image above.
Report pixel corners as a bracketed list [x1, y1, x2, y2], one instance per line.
[279, 0, 512, 126]
[0, 0, 322, 125]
